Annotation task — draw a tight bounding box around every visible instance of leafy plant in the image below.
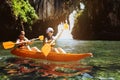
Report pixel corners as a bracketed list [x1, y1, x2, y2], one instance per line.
[11, 0, 38, 29]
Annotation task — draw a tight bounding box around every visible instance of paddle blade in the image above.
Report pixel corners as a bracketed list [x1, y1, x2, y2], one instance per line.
[41, 44, 51, 57]
[3, 41, 15, 49]
[64, 23, 69, 30]
[39, 35, 44, 41]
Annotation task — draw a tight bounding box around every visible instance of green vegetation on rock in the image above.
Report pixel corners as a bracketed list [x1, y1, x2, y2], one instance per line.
[11, 0, 38, 29]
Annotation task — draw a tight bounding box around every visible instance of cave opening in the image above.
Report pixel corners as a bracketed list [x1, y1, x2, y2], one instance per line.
[57, 2, 85, 40]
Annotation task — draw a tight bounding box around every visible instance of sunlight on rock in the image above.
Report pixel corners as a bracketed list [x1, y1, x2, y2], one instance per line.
[57, 22, 72, 40]
[80, 2, 85, 10]
[57, 2, 85, 40]
[57, 10, 77, 40]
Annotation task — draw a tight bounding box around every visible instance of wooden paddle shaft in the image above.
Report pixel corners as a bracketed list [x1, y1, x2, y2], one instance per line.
[15, 38, 39, 45]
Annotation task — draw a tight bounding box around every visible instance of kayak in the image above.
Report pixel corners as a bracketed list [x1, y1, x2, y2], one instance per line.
[11, 48, 93, 62]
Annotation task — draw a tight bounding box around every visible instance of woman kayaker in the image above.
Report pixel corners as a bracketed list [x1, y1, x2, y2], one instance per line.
[44, 27, 66, 53]
[16, 31, 41, 52]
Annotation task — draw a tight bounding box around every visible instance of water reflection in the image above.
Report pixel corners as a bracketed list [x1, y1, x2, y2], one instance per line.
[0, 40, 120, 79]
[82, 73, 93, 79]
[55, 39, 120, 80]
[0, 57, 93, 79]
[56, 39, 94, 53]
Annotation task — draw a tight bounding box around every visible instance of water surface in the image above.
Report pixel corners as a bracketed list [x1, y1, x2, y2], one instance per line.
[0, 40, 120, 79]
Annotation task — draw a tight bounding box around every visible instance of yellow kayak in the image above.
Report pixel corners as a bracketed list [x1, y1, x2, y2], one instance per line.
[11, 48, 93, 62]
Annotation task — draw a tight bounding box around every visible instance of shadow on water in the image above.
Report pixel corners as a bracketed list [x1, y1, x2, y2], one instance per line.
[0, 57, 93, 80]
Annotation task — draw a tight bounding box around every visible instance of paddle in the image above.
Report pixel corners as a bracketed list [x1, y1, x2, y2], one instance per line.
[3, 35, 44, 49]
[41, 23, 69, 57]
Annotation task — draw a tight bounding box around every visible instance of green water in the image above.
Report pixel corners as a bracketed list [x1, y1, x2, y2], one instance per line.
[0, 40, 120, 80]
[57, 39, 120, 80]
